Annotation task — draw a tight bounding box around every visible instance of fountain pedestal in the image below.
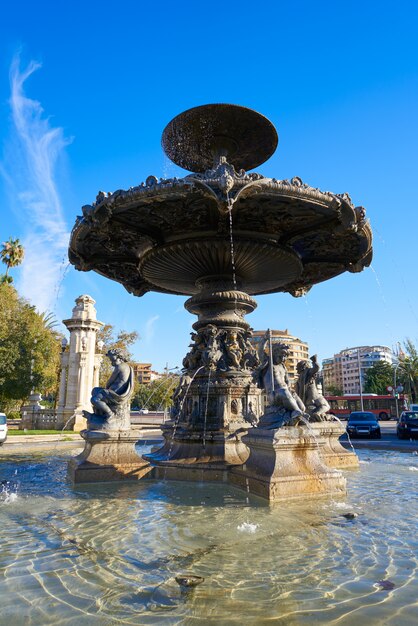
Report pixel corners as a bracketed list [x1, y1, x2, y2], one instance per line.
[144, 282, 263, 471]
[310, 422, 359, 469]
[229, 427, 347, 501]
[68, 430, 152, 483]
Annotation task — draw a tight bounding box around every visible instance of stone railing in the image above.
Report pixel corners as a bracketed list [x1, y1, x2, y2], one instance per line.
[20, 409, 64, 430]
[19, 408, 167, 431]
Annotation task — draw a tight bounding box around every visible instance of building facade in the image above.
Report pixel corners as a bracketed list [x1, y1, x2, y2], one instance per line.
[132, 362, 162, 384]
[322, 345, 395, 395]
[132, 363, 152, 384]
[250, 329, 309, 383]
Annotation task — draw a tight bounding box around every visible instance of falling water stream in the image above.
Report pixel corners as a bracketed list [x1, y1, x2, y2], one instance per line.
[331, 414, 357, 456]
[140, 372, 179, 411]
[52, 259, 71, 315]
[373, 227, 418, 326]
[60, 413, 76, 433]
[226, 192, 238, 292]
[51, 413, 78, 452]
[163, 366, 205, 474]
[298, 415, 321, 451]
[202, 369, 211, 450]
[369, 265, 397, 347]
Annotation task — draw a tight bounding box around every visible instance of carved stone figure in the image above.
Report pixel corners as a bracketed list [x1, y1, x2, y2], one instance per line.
[171, 373, 193, 418]
[183, 325, 226, 372]
[225, 330, 243, 369]
[201, 324, 224, 369]
[295, 355, 331, 422]
[258, 342, 306, 427]
[182, 332, 202, 370]
[83, 349, 133, 431]
[245, 400, 257, 426]
[241, 330, 260, 370]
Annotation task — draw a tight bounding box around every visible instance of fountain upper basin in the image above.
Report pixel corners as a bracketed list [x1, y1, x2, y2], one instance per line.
[69, 103, 372, 298]
[69, 172, 372, 298]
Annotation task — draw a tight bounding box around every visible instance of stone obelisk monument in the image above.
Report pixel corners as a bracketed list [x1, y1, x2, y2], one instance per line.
[57, 295, 104, 431]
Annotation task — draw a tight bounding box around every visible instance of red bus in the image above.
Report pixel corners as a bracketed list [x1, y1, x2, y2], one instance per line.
[325, 394, 408, 420]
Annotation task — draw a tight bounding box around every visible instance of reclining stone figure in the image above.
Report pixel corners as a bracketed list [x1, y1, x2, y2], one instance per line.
[83, 348, 134, 431]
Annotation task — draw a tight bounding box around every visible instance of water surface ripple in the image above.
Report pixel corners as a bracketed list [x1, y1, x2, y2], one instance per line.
[1, 448, 418, 625]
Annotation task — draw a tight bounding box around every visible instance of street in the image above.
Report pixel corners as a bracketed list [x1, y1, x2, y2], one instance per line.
[341, 419, 418, 452]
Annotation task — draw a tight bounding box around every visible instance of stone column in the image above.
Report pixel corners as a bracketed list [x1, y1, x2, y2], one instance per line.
[58, 295, 104, 432]
[93, 352, 103, 388]
[76, 353, 88, 412]
[57, 351, 69, 409]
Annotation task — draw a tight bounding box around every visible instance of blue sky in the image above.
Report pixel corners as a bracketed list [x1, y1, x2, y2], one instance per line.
[1, 1, 417, 371]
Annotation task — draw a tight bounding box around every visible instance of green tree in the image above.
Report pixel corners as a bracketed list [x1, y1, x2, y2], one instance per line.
[325, 385, 343, 396]
[96, 324, 139, 386]
[0, 283, 61, 411]
[363, 361, 395, 395]
[397, 339, 418, 403]
[132, 375, 179, 411]
[0, 237, 24, 282]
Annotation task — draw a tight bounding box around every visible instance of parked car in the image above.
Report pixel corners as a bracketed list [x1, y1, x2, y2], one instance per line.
[0, 413, 8, 445]
[346, 412, 381, 439]
[397, 411, 418, 439]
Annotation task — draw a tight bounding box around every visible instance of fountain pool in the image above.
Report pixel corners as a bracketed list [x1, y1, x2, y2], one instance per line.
[1, 445, 418, 624]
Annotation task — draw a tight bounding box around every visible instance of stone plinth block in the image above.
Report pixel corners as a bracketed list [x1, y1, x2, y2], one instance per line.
[69, 429, 152, 483]
[144, 429, 248, 483]
[152, 465, 229, 484]
[310, 421, 359, 469]
[229, 427, 346, 502]
[144, 427, 249, 464]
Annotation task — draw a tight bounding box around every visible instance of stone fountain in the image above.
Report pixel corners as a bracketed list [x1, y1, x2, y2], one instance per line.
[68, 104, 372, 499]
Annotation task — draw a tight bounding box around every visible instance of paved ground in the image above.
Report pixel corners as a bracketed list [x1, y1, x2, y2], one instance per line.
[0, 427, 162, 452]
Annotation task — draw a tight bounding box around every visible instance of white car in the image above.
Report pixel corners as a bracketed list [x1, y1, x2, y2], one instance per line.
[0, 413, 8, 444]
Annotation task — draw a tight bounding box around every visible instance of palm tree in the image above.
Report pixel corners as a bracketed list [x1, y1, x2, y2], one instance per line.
[0, 237, 24, 281]
[40, 311, 59, 330]
[398, 339, 418, 403]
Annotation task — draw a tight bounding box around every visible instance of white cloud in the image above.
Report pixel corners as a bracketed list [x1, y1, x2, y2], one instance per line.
[2, 54, 71, 312]
[144, 315, 159, 343]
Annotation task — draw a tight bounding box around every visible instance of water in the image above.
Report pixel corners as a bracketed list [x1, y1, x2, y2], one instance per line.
[52, 259, 71, 314]
[226, 193, 237, 292]
[331, 415, 357, 455]
[141, 373, 179, 410]
[303, 293, 318, 337]
[202, 370, 211, 449]
[1, 446, 418, 624]
[369, 265, 397, 346]
[164, 366, 205, 468]
[373, 227, 418, 326]
[61, 413, 76, 432]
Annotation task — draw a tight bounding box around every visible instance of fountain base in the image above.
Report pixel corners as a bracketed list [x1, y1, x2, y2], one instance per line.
[68, 429, 152, 483]
[229, 426, 347, 501]
[68, 423, 352, 501]
[144, 426, 249, 483]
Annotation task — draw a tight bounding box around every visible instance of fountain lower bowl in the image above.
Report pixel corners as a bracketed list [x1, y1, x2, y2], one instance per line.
[140, 238, 303, 295]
